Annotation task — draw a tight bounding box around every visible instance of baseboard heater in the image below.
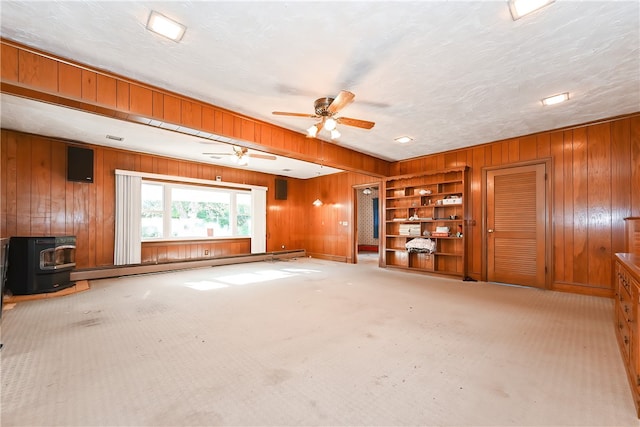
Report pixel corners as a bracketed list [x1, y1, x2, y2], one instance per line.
[70, 250, 306, 281]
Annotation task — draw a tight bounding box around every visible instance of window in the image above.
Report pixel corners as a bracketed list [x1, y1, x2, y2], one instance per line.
[141, 183, 164, 238]
[141, 181, 251, 240]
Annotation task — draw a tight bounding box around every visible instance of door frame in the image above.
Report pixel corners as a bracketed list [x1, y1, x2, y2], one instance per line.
[351, 182, 382, 265]
[481, 158, 553, 288]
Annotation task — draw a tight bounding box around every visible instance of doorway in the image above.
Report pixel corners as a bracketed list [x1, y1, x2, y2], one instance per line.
[353, 184, 380, 264]
[483, 162, 550, 288]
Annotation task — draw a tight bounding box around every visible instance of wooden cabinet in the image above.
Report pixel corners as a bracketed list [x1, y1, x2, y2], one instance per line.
[614, 253, 640, 417]
[382, 167, 468, 277]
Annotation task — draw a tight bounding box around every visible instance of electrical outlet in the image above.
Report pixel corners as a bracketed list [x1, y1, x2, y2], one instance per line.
[204, 250, 209, 256]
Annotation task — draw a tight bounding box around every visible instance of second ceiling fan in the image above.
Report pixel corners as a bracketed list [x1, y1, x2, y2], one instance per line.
[273, 90, 375, 139]
[203, 146, 276, 166]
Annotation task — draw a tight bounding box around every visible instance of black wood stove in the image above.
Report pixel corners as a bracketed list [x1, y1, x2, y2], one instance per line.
[6, 236, 76, 295]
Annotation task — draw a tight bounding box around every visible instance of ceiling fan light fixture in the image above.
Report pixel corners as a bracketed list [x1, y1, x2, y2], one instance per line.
[237, 156, 249, 166]
[146, 11, 186, 42]
[307, 124, 319, 138]
[508, 0, 555, 20]
[330, 129, 341, 140]
[541, 92, 569, 106]
[324, 117, 337, 131]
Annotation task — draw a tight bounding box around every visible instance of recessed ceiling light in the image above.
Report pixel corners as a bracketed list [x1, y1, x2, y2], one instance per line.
[541, 92, 569, 106]
[146, 11, 186, 42]
[395, 136, 413, 144]
[508, 0, 555, 20]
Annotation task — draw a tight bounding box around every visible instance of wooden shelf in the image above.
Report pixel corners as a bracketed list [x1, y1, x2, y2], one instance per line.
[382, 167, 468, 278]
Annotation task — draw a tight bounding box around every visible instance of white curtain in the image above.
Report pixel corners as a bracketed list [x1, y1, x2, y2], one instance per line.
[251, 188, 267, 254]
[114, 173, 142, 265]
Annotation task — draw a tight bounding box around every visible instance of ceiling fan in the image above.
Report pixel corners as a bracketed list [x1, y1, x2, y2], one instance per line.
[272, 90, 375, 140]
[203, 146, 276, 166]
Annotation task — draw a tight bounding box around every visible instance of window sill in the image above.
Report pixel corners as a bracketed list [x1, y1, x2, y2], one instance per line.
[142, 236, 250, 245]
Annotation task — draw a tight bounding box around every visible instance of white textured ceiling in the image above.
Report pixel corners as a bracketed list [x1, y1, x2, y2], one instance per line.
[1, 1, 639, 173]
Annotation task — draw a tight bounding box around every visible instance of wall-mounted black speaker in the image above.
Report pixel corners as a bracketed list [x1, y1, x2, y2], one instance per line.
[275, 178, 288, 200]
[67, 146, 94, 183]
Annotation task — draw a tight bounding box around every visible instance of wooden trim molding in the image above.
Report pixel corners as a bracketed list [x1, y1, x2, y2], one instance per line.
[0, 38, 390, 177]
[115, 169, 268, 191]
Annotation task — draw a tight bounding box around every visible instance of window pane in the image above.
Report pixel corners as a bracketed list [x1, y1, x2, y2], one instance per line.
[141, 214, 163, 238]
[141, 183, 164, 238]
[171, 188, 231, 237]
[237, 193, 251, 236]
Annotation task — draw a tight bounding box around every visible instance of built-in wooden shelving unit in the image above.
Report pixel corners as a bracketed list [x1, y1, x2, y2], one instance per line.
[382, 167, 468, 278]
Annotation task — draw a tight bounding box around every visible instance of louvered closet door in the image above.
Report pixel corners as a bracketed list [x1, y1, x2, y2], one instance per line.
[487, 164, 546, 288]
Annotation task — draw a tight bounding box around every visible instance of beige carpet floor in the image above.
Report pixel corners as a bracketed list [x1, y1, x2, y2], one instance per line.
[1, 256, 638, 426]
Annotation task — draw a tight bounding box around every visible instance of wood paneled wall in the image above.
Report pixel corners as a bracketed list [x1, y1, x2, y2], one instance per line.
[2, 39, 638, 295]
[0, 39, 389, 177]
[0, 129, 305, 268]
[389, 115, 640, 295]
[301, 172, 382, 262]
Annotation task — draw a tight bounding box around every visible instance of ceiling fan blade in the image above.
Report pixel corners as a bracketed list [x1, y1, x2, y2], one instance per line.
[327, 90, 355, 114]
[337, 116, 375, 129]
[272, 111, 318, 118]
[248, 153, 277, 160]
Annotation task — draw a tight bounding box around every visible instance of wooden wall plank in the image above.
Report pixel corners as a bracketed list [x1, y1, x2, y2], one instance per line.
[18, 50, 58, 92]
[181, 100, 202, 129]
[130, 85, 153, 116]
[214, 110, 224, 134]
[58, 63, 82, 99]
[537, 133, 551, 158]
[2, 130, 18, 236]
[1, 43, 18, 82]
[81, 70, 97, 102]
[233, 116, 243, 140]
[508, 139, 520, 162]
[550, 131, 565, 282]
[471, 147, 485, 277]
[562, 130, 574, 284]
[519, 135, 537, 161]
[73, 181, 90, 267]
[572, 127, 589, 285]
[64, 160, 75, 236]
[631, 116, 640, 217]
[152, 91, 164, 119]
[491, 143, 502, 166]
[586, 123, 612, 288]
[116, 80, 130, 111]
[93, 147, 104, 264]
[0, 131, 6, 235]
[30, 136, 51, 235]
[202, 106, 215, 133]
[96, 74, 117, 108]
[163, 95, 181, 124]
[222, 112, 234, 136]
[241, 119, 255, 142]
[444, 152, 457, 168]
[16, 135, 32, 235]
[610, 118, 631, 257]
[101, 149, 118, 266]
